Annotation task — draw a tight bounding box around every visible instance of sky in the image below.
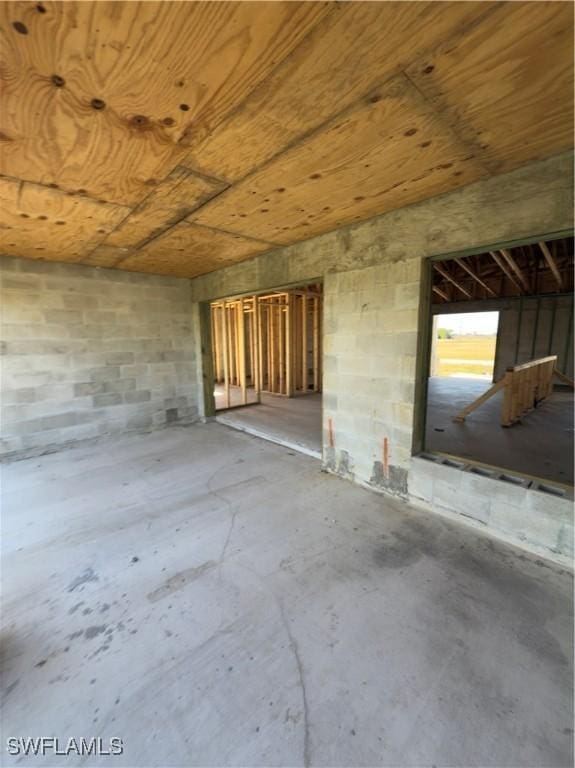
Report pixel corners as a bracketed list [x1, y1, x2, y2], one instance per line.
[436, 311, 499, 335]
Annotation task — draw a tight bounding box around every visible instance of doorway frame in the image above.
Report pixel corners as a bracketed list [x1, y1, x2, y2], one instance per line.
[411, 227, 573, 458]
[198, 278, 324, 451]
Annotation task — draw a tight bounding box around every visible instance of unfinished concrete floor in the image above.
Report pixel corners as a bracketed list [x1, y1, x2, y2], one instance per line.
[2, 424, 573, 767]
[217, 392, 322, 457]
[426, 377, 574, 485]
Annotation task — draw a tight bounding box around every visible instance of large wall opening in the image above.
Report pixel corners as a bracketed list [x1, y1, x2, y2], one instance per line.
[420, 234, 574, 487]
[208, 282, 323, 456]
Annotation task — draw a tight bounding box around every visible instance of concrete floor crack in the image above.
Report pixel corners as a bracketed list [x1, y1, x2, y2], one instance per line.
[278, 601, 311, 768]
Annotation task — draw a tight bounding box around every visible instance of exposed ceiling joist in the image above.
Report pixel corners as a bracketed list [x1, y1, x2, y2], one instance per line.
[433, 237, 573, 304]
[499, 248, 530, 291]
[432, 285, 450, 302]
[453, 257, 496, 296]
[538, 241, 563, 290]
[433, 264, 472, 298]
[489, 251, 524, 294]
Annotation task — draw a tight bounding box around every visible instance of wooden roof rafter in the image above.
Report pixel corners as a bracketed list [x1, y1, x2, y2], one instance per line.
[432, 236, 574, 304]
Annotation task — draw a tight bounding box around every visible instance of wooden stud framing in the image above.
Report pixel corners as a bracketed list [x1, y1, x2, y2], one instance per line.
[210, 285, 323, 404]
[454, 355, 560, 427]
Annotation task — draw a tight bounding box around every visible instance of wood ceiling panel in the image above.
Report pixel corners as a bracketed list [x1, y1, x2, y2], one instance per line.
[0, 177, 130, 261]
[0, 2, 572, 279]
[405, 2, 574, 174]
[105, 167, 227, 250]
[81, 245, 130, 269]
[184, 1, 490, 181]
[190, 76, 488, 245]
[0, 1, 329, 205]
[117, 222, 272, 279]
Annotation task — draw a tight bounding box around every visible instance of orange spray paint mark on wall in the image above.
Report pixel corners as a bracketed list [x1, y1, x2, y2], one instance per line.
[328, 417, 335, 448]
[382, 437, 389, 480]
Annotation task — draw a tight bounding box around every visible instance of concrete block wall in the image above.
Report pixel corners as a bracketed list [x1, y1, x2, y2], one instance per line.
[409, 456, 574, 567]
[322, 259, 421, 495]
[190, 151, 574, 563]
[1, 257, 199, 457]
[0, 151, 572, 561]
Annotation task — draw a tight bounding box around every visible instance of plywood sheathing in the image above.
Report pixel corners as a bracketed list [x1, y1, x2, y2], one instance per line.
[118, 222, 273, 279]
[0, 1, 573, 278]
[0, 176, 130, 262]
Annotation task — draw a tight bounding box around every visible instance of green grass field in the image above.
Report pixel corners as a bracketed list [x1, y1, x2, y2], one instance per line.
[436, 335, 496, 378]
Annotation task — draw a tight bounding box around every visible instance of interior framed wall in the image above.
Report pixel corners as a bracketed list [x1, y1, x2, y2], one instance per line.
[412, 228, 574, 486]
[199, 279, 324, 421]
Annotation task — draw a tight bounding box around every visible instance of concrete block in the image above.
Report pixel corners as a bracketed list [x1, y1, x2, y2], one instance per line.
[103, 379, 137, 394]
[83, 310, 118, 324]
[128, 413, 154, 429]
[124, 390, 152, 404]
[407, 457, 434, 502]
[121, 364, 149, 378]
[394, 282, 420, 309]
[0, 436, 24, 455]
[42, 309, 83, 324]
[21, 428, 62, 449]
[93, 393, 123, 408]
[1, 387, 37, 404]
[1, 405, 31, 424]
[41, 412, 77, 430]
[62, 294, 99, 309]
[2, 276, 44, 293]
[88, 366, 121, 382]
[457, 473, 492, 525]
[74, 381, 105, 397]
[105, 352, 135, 365]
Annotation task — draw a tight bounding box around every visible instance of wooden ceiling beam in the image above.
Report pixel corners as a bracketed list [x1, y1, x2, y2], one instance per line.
[433, 264, 472, 298]
[453, 257, 496, 297]
[538, 241, 563, 290]
[499, 248, 530, 291]
[489, 251, 524, 293]
[432, 285, 449, 302]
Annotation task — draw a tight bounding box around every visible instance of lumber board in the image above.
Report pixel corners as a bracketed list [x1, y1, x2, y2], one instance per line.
[553, 368, 575, 388]
[455, 355, 560, 426]
[453, 378, 505, 422]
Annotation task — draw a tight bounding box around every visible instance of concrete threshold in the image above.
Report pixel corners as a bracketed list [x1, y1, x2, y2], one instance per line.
[215, 413, 322, 459]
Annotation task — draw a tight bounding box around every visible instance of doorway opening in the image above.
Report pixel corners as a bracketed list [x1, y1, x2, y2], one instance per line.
[209, 283, 323, 456]
[418, 234, 574, 487]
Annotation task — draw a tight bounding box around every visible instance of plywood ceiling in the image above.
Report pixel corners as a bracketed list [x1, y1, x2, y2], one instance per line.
[0, 1, 573, 278]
